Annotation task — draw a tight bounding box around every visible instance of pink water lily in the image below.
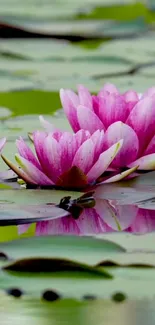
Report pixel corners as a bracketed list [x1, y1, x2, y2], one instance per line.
[1, 130, 136, 189]
[56, 84, 155, 173]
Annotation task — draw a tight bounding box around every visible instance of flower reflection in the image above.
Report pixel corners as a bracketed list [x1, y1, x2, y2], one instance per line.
[19, 198, 146, 236]
[127, 209, 155, 233]
[35, 205, 112, 236]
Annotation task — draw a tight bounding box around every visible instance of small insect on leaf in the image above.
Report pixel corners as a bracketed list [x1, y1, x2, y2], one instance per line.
[58, 191, 96, 219]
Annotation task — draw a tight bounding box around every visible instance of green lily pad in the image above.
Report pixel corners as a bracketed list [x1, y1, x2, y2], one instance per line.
[0, 235, 125, 262]
[0, 57, 131, 90]
[80, 3, 151, 21]
[96, 35, 155, 64]
[0, 39, 84, 61]
[0, 75, 35, 92]
[1, 263, 155, 299]
[0, 189, 81, 205]
[98, 75, 155, 93]
[0, 91, 61, 115]
[1, 236, 155, 300]
[98, 232, 155, 251]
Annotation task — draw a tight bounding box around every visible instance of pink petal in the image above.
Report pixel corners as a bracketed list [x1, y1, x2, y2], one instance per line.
[128, 153, 155, 170]
[87, 140, 123, 183]
[74, 129, 90, 147]
[95, 199, 138, 230]
[33, 130, 63, 179]
[78, 84, 92, 108]
[59, 132, 76, 172]
[15, 154, 53, 185]
[33, 131, 47, 164]
[123, 90, 138, 115]
[127, 209, 155, 234]
[101, 166, 138, 183]
[99, 83, 119, 96]
[77, 105, 104, 134]
[51, 131, 64, 142]
[98, 94, 128, 128]
[76, 208, 110, 235]
[0, 137, 6, 152]
[72, 138, 94, 174]
[144, 134, 155, 155]
[18, 224, 30, 234]
[36, 221, 49, 235]
[87, 200, 113, 233]
[59, 130, 91, 174]
[123, 90, 139, 102]
[104, 122, 139, 167]
[42, 135, 62, 182]
[16, 137, 41, 170]
[92, 95, 99, 115]
[36, 218, 80, 236]
[126, 96, 155, 156]
[60, 88, 80, 132]
[91, 130, 105, 162]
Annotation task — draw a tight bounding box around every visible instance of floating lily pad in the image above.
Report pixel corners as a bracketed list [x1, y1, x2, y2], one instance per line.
[80, 3, 151, 21]
[1, 235, 155, 301]
[0, 91, 61, 115]
[97, 75, 155, 93]
[0, 58, 132, 89]
[0, 0, 142, 21]
[0, 235, 125, 262]
[0, 205, 71, 226]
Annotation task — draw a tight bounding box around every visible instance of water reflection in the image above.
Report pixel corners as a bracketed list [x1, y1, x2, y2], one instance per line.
[1, 178, 155, 236]
[19, 197, 155, 236]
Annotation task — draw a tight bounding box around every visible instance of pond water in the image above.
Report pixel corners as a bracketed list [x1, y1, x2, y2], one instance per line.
[1, 0, 155, 324]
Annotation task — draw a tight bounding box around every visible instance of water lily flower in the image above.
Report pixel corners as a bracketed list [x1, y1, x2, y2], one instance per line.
[1, 130, 137, 189]
[54, 84, 155, 173]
